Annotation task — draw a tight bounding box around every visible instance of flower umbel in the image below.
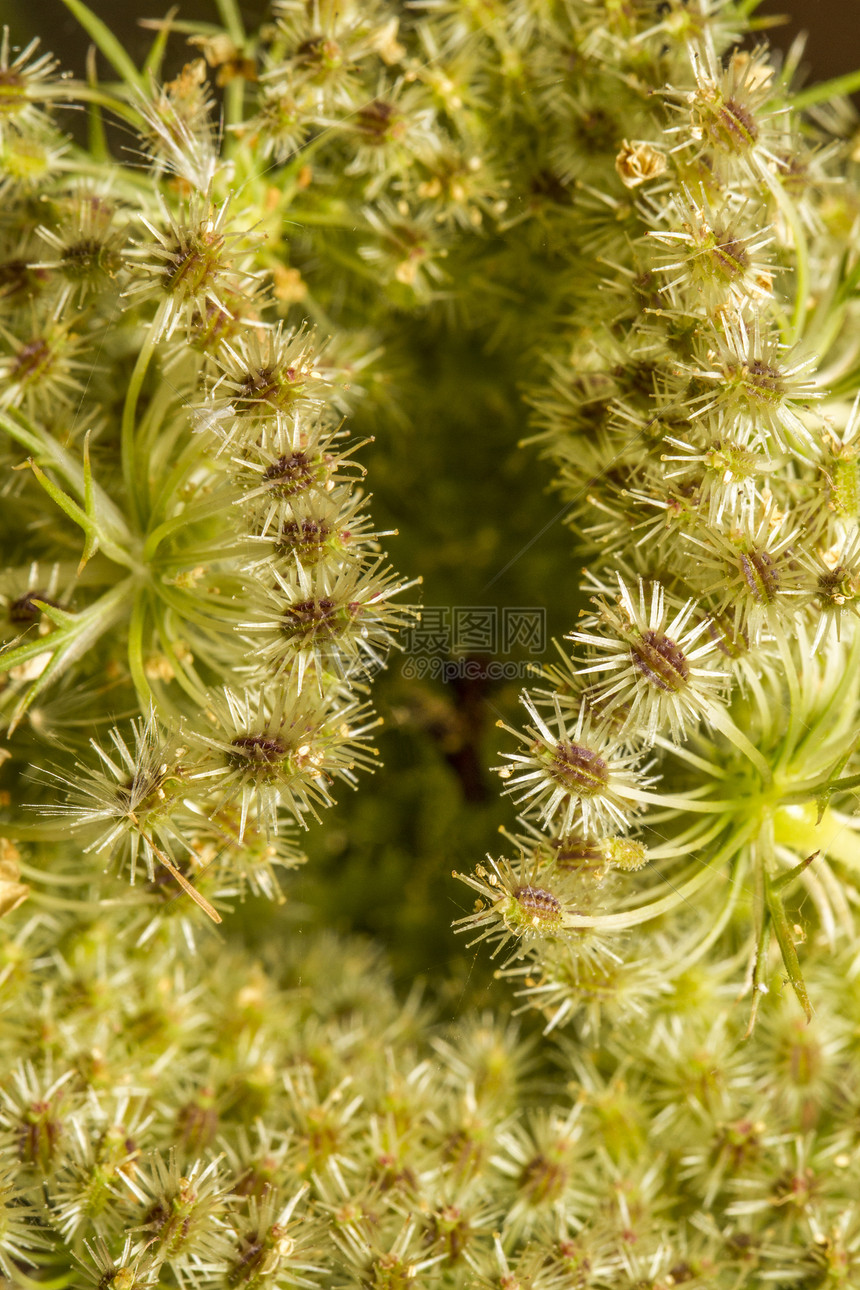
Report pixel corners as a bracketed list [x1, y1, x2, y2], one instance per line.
[496, 695, 647, 836]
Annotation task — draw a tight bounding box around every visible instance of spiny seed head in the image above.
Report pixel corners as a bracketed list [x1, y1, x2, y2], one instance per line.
[277, 517, 333, 562]
[829, 451, 860, 520]
[686, 43, 772, 163]
[706, 440, 759, 482]
[518, 1151, 568, 1203]
[498, 696, 640, 835]
[707, 228, 749, 280]
[164, 225, 225, 295]
[630, 630, 690, 693]
[263, 452, 317, 497]
[295, 35, 343, 74]
[282, 596, 341, 640]
[741, 358, 783, 406]
[816, 564, 860, 610]
[511, 884, 563, 930]
[0, 318, 84, 411]
[549, 741, 610, 797]
[54, 229, 123, 285]
[218, 325, 327, 418]
[16, 1098, 65, 1171]
[714, 1118, 762, 1170]
[600, 836, 648, 871]
[12, 335, 50, 381]
[571, 578, 722, 742]
[652, 208, 764, 305]
[256, 88, 302, 142]
[707, 95, 759, 152]
[356, 99, 401, 142]
[703, 609, 749, 659]
[230, 734, 288, 764]
[550, 834, 605, 871]
[737, 546, 779, 605]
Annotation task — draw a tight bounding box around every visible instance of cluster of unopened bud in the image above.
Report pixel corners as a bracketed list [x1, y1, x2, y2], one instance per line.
[2, 903, 859, 1288]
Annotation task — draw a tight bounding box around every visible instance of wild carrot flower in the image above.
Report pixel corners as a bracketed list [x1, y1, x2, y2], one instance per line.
[569, 577, 726, 743]
[496, 695, 649, 836]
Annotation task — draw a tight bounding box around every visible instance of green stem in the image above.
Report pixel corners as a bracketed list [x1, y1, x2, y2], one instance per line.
[121, 326, 159, 530]
[148, 433, 217, 529]
[40, 81, 139, 125]
[791, 630, 860, 766]
[745, 840, 769, 1036]
[0, 406, 41, 455]
[763, 168, 809, 344]
[0, 822, 83, 841]
[670, 847, 747, 975]
[708, 703, 773, 784]
[143, 491, 239, 562]
[804, 301, 848, 376]
[151, 600, 211, 707]
[636, 814, 729, 864]
[155, 580, 240, 630]
[826, 358, 860, 400]
[128, 590, 153, 706]
[559, 824, 755, 931]
[18, 862, 95, 882]
[799, 253, 849, 359]
[29, 890, 102, 913]
[653, 736, 731, 779]
[215, 0, 245, 43]
[787, 770, 860, 801]
[222, 77, 246, 139]
[143, 5, 180, 78]
[793, 68, 860, 111]
[773, 628, 803, 777]
[623, 785, 743, 813]
[5, 1269, 73, 1290]
[834, 254, 860, 307]
[59, 0, 145, 90]
[559, 866, 708, 931]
